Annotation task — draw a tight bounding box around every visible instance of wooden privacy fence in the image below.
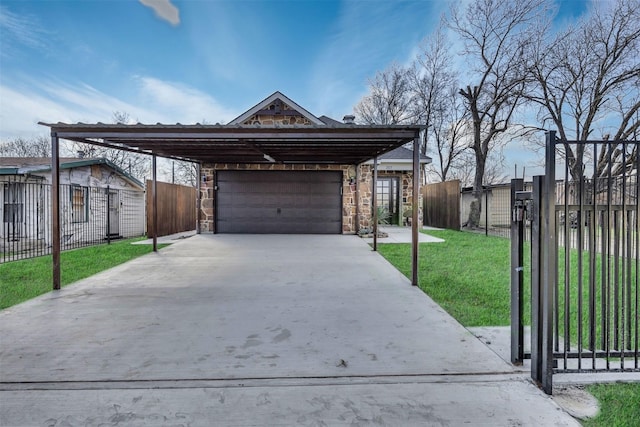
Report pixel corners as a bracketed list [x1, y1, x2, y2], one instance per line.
[146, 181, 197, 237]
[422, 180, 460, 230]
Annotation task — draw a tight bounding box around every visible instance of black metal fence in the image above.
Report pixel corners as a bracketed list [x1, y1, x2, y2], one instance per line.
[1, 179, 145, 263]
[511, 132, 639, 394]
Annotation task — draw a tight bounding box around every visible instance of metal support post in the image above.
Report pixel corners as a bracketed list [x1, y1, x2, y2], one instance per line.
[51, 132, 61, 290]
[412, 134, 420, 286]
[196, 162, 201, 234]
[373, 156, 378, 251]
[152, 154, 158, 252]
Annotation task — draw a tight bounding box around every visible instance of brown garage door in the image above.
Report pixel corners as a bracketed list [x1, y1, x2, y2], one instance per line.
[216, 170, 343, 234]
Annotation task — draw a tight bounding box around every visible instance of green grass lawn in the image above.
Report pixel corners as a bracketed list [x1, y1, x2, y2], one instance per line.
[379, 229, 638, 346]
[0, 239, 167, 310]
[378, 229, 516, 326]
[584, 383, 640, 427]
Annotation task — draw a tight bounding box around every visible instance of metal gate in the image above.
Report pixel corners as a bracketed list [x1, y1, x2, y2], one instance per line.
[511, 131, 639, 394]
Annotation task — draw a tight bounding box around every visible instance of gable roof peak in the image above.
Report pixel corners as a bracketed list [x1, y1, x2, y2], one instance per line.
[229, 91, 325, 126]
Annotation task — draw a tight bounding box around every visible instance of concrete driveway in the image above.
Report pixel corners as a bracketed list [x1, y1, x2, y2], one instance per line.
[0, 234, 578, 426]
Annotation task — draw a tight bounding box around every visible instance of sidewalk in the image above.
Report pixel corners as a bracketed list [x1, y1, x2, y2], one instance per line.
[361, 225, 445, 244]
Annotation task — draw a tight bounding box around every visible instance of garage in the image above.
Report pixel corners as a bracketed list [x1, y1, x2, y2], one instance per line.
[216, 170, 342, 234]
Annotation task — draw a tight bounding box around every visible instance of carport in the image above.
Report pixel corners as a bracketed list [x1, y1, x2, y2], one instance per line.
[39, 121, 424, 289]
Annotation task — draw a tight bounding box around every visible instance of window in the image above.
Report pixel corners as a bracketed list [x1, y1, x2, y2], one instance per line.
[70, 185, 88, 223]
[3, 182, 24, 224]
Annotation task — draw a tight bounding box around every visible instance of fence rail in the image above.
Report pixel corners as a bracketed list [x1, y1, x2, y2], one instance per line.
[1, 180, 145, 263]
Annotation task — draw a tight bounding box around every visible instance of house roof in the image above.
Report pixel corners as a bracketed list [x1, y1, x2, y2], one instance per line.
[229, 91, 326, 126]
[39, 91, 423, 165]
[0, 157, 144, 188]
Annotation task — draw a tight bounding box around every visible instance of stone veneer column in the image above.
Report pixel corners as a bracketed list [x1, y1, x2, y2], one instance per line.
[357, 164, 373, 231]
[199, 167, 215, 232]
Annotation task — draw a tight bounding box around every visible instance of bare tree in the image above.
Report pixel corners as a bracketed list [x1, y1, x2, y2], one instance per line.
[529, 0, 640, 180]
[161, 160, 198, 187]
[69, 111, 150, 181]
[449, 0, 550, 227]
[0, 135, 51, 157]
[428, 83, 471, 182]
[355, 63, 415, 125]
[408, 22, 455, 155]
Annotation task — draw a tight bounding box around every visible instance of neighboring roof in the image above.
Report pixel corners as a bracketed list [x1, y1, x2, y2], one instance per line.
[0, 157, 144, 188]
[229, 91, 325, 126]
[0, 157, 79, 167]
[379, 146, 431, 163]
[363, 147, 431, 165]
[318, 115, 344, 126]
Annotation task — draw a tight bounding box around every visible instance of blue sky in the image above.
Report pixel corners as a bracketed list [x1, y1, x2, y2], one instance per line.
[1, 0, 589, 145]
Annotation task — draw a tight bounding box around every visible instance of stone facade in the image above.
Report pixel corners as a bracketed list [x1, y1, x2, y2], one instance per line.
[198, 94, 423, 234]
[241, 99, 313, 126]
[198, 163, 422, 234]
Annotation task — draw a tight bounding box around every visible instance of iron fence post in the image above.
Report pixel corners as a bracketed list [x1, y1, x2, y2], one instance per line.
[540, 130, 557, 394]
[106, 185, 111, 244]
[485, 188, 489, 236]
[510, 178, 524, 364]
[531, 175, 543, 385]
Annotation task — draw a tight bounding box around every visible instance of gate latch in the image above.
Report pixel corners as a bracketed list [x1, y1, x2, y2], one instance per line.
[513, 191, 532, 222]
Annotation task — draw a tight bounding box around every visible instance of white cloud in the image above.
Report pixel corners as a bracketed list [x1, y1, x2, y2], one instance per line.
[0, 76, 237, 140]
[0, 6, 50, 57]
[135, 76, 236, 124]
[139, 0, 180, 26]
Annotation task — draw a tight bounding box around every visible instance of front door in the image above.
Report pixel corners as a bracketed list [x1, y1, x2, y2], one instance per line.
[108, 190, 120, 236]
[376, 177, 400, 225]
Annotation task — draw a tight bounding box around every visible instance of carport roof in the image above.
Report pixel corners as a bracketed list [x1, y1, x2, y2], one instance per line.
[39, 122, 423, 165]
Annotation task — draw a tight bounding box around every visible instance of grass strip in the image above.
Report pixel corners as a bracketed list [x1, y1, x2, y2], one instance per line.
[0, 239, 167, 309]
[583, 383, 640, 427]
[377, 229, 515, 326]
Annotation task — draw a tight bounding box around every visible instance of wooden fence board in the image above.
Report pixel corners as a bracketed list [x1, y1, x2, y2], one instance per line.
[422, 180, 460, 230]
[146, 181, 196, 237]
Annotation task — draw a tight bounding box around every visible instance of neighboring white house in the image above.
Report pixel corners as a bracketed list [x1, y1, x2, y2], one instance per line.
[0, 157, 145, 255]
